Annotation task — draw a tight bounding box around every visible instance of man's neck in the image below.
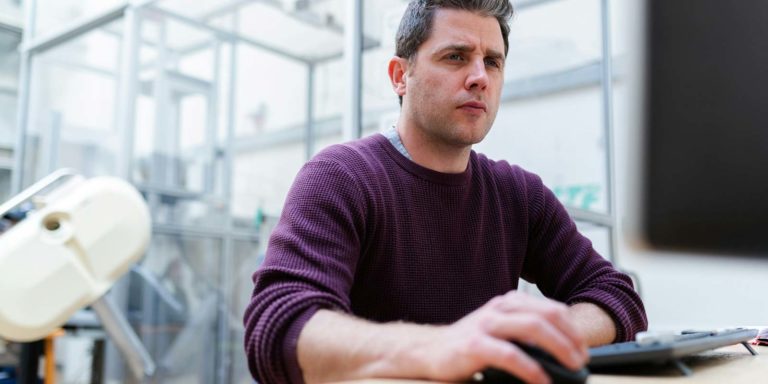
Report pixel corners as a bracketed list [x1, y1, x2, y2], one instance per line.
[396, 121, 472, 174]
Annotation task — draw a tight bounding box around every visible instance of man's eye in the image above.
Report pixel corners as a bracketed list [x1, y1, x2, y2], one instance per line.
[448, 53, 464, 61]
[485, 58, 501, 68]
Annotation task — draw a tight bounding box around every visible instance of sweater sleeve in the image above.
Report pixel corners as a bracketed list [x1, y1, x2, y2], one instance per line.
[519, 171, 647, 343]
[243, 158, 367, 384]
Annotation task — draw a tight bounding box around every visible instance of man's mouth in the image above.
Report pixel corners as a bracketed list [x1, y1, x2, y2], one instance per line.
[459, 101, 487, 112]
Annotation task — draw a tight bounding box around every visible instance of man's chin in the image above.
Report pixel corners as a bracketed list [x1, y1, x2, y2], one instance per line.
[446, 135, 488, 149]
[455, 127, 492, 146]
[425, 122, 492, 148]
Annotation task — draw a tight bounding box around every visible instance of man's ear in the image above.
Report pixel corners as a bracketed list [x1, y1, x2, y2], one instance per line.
[388, 56, 408, 97]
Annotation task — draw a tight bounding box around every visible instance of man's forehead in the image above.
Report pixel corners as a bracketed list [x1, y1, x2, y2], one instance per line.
[426, 8, 504, 53]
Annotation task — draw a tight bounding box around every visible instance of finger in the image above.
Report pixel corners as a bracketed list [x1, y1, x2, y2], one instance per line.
[533, 301, 589, 359]
[482, 311, 587, 370]
[495, 293, 588, 358]
[471, 335, 550, 384]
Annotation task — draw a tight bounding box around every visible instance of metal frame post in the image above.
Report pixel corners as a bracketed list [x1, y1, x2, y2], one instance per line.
[216, 11, 240, 383]
[600, 0, 620, 262]
[11, 0, 37, 193]
[306, 63, 315, 159]
[104, 6, 143, 381]
[116, 5, 141, 181]
[205, 40, 222, 195]
[343, 0, 362, 141]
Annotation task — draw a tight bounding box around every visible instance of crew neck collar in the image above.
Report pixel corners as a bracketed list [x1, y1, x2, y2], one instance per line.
[374, 133, 473, 186]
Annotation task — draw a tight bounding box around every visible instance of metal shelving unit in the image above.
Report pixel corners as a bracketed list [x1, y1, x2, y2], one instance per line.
[11, 1, 266, 383]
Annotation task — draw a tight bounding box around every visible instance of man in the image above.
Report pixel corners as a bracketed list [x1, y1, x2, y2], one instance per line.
[244, 1, 647, 383]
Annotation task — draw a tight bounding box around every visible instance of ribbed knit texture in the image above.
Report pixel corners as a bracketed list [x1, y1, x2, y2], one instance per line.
[243, 134, 647, 384]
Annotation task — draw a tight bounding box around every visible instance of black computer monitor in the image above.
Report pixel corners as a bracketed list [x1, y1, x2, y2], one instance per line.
[640, 0, 768, 255]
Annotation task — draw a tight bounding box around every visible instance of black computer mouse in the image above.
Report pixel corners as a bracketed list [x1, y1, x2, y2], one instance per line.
[478, 344, 589, 384]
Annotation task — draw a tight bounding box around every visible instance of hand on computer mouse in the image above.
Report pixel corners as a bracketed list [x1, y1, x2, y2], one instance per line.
[419, 291, 588, 384]
[479, 343, 589, 384]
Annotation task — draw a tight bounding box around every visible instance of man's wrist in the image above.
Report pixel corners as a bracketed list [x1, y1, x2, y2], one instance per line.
[298, 310, 448, 382]
[361, 321, 446, 380]
[568, 302, 617, 346]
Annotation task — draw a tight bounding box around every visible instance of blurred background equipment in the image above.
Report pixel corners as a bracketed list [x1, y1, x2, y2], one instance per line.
[638, 0, 768, 255]
[0, 168, 153, 383]
[0, 169, 151, 342]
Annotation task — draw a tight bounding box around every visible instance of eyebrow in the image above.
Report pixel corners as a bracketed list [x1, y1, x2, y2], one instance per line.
[434, 44, 506, 62]
[486, 50, 506, 63]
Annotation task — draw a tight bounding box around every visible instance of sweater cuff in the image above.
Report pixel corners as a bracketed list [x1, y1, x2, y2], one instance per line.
[284, 305, 323, 384]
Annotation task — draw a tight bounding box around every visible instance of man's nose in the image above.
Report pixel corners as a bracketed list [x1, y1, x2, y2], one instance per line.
[465, 59, 489, 91]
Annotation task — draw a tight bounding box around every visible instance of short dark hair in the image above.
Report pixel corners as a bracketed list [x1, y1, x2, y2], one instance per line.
[394, 0, 514, 105]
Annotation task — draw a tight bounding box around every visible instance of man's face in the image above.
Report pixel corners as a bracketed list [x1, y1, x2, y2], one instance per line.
[400, 9, 505, 148]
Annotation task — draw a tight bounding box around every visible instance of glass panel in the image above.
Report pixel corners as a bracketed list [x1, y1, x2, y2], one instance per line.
[576, 221, 611, 260]
[229, 36, 310, 225]
[362, 0, 408, 44]
[508, 0, 602, 81]
[231, 144, 305, 225]
[313, 58, 344, 123]
[24, 20, 121, 183]
[0, 167, 10, 202]
[505, 1, 608, 213]
[130, 11, 233, 231]
[0, 28, 20, 197]
[227, 238, 263, 384]
[160, 0, 347, 62]
[133, 13, 219, 194]
[610, 0, 641, 60]
[0, 29, 20, 94]
[235, 43, 308, 135]
[32, 0, 127, 39]
[476, 87, 608, 213]
[152, 198, 228, 229]
[360, 48, 400, 133]
[129, 233, 222, 383]
[0, 0, 22, 22]
[237, 2, 343, 61]
[313, 132, 343, 158]
[0, 86, 17, 135]
[360, 1, 405, 141]
[152, 0, 222, 19]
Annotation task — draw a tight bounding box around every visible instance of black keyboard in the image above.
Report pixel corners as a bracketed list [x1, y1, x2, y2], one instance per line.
[588, 328, 758, 368]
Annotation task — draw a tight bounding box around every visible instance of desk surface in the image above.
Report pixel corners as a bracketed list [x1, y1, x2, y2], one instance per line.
[336, 344, 766, 383]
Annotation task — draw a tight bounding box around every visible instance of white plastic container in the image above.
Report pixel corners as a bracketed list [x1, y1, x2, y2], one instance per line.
[0, 177, 151, 342]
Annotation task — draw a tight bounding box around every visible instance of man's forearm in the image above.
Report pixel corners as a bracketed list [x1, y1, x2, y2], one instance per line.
[568, 302, 617, 346]
[297, 292, 591, 384]
[297, 309, 441, 383]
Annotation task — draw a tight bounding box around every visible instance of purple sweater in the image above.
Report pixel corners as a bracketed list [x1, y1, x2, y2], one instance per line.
[244, 134, 647, 383]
